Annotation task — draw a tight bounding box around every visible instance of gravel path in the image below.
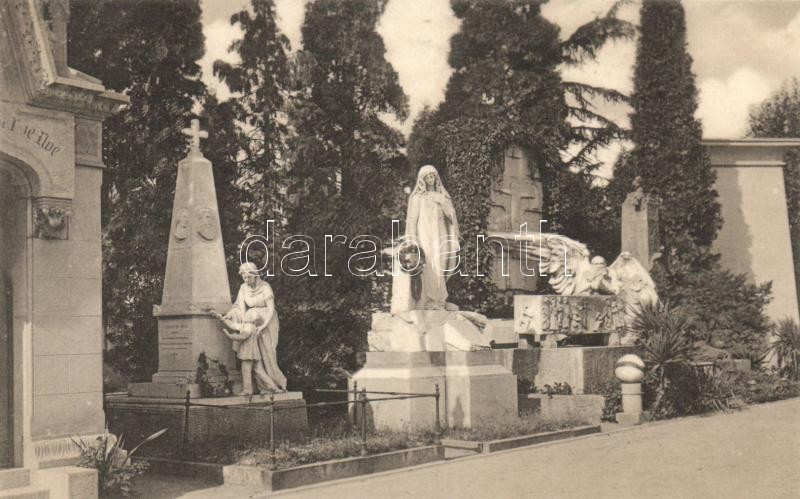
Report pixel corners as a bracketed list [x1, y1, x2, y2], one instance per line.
[136, 398, 800, 498]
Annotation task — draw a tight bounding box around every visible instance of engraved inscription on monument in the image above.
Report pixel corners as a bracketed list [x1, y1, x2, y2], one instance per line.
[158, 321, 192, 371]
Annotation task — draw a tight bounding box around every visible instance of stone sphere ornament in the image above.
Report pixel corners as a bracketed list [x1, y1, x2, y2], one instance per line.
[615, 354, 645, 383]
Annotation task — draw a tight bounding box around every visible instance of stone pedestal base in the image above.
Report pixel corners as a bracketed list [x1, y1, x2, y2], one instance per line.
[148, 312, 243, 395]
[621, 382, 643, 413]
[350, 351, 517, 430]
[534, 346, 641, 394]
[105, 392, 308, 453]
[615, 411, 649, 426]
[128, 382, 204, 399]
[368, 310, 491, 352]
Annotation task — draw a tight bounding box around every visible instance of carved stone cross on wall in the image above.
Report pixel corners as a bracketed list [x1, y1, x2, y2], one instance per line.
[182, 119, 208, 157]
[488, 146, 543, 232]
[487, 145, 544, 293]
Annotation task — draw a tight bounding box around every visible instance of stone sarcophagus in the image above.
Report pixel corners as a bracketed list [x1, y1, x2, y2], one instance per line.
[514, 295, 627, 347]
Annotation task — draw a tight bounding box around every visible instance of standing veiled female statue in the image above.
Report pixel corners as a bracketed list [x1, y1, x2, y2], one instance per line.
[398, 165, 460, 311]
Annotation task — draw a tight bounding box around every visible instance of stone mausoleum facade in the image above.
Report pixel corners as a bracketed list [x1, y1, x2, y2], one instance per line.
[1, 0, 125, 470]
[704, 139, 800, 326]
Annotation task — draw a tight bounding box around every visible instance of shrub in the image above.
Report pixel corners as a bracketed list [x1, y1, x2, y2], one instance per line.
[772, 318, 800, 379]
[531, 382, 573, 397]
[194, 353, 234, 398]
[643, 366, 740, 419]
[629, 302, 745, 418]
[727, 370, 800, 404]
[236, 430, 435, 471]
[73, 428, 166, 497]
[677, 269, 773, 356]
[584, 378, 622, 423]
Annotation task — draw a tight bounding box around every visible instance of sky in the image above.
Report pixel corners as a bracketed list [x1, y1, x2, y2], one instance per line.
[199, 0, 800, 177]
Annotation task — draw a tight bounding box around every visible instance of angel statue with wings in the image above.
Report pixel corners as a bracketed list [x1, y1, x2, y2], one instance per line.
[495, 231, 659, 343]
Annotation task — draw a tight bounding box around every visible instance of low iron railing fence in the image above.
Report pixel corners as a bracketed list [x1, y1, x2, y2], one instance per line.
[111, 383, 442, 467]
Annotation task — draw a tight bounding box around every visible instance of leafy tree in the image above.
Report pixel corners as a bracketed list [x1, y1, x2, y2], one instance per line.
[747, 78, 800, 301]
[69, 0, 212, 380]
[213, 0, 291, 235]
[609, 0, 721, 285]
[274, 0, 410, 388]
[199, 94, 248, 293]
[408, 0, 632, 314]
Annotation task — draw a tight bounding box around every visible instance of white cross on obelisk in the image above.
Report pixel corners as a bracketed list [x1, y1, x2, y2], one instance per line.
[182, 118, 208, 157]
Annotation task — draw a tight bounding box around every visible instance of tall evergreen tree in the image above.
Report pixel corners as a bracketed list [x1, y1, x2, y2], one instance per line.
[748, 78, 800, 300]
[69, 0, 218, 380]
[610, 0, 721, 288]
[277, 0, 410, 387]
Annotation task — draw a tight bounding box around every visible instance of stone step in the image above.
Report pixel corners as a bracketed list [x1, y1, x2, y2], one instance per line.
[0, 485, 48, 499]
[0, 470, 30, 491]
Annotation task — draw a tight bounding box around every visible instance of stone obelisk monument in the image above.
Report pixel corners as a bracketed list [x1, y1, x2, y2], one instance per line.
[129, 119, 241, 397]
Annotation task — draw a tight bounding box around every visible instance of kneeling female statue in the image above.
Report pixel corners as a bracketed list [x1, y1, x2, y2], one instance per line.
[210, 262, 287, 395]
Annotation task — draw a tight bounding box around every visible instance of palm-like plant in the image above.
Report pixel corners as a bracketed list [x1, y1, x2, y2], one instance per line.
[73, 427, 166, 497]
[630, 301, 693, 409]
[772, 318, 800, 379]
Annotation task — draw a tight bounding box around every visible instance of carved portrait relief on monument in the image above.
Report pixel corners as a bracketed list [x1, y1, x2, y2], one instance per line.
[173, 208, 190, 242]
[195, 208, 218, 241]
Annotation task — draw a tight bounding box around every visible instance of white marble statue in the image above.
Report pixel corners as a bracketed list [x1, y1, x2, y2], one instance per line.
[499, 232, 658, 320]
[210, 262, 287, 395]
[400, 165, 460, 311]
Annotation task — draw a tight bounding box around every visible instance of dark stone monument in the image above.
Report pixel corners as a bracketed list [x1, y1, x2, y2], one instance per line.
[621, 178, 661, 270]
[487, 145, 543, 293]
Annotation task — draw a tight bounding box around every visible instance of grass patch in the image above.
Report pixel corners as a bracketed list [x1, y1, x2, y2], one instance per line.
[441, 415, 589, 442]
[144, 416, 592, 470]
[236, 430, 436, 470]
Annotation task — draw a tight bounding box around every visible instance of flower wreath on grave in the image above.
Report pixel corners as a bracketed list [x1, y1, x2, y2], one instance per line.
[397, 241, 426, 301]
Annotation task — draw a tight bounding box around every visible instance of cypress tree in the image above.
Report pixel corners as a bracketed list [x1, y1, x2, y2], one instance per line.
[614, 0, 721, 282]
[278, 0, 410, 387]
[610, 0, 774, 359]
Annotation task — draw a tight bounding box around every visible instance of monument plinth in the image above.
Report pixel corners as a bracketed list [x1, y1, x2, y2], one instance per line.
[129, 120, 241, 397]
